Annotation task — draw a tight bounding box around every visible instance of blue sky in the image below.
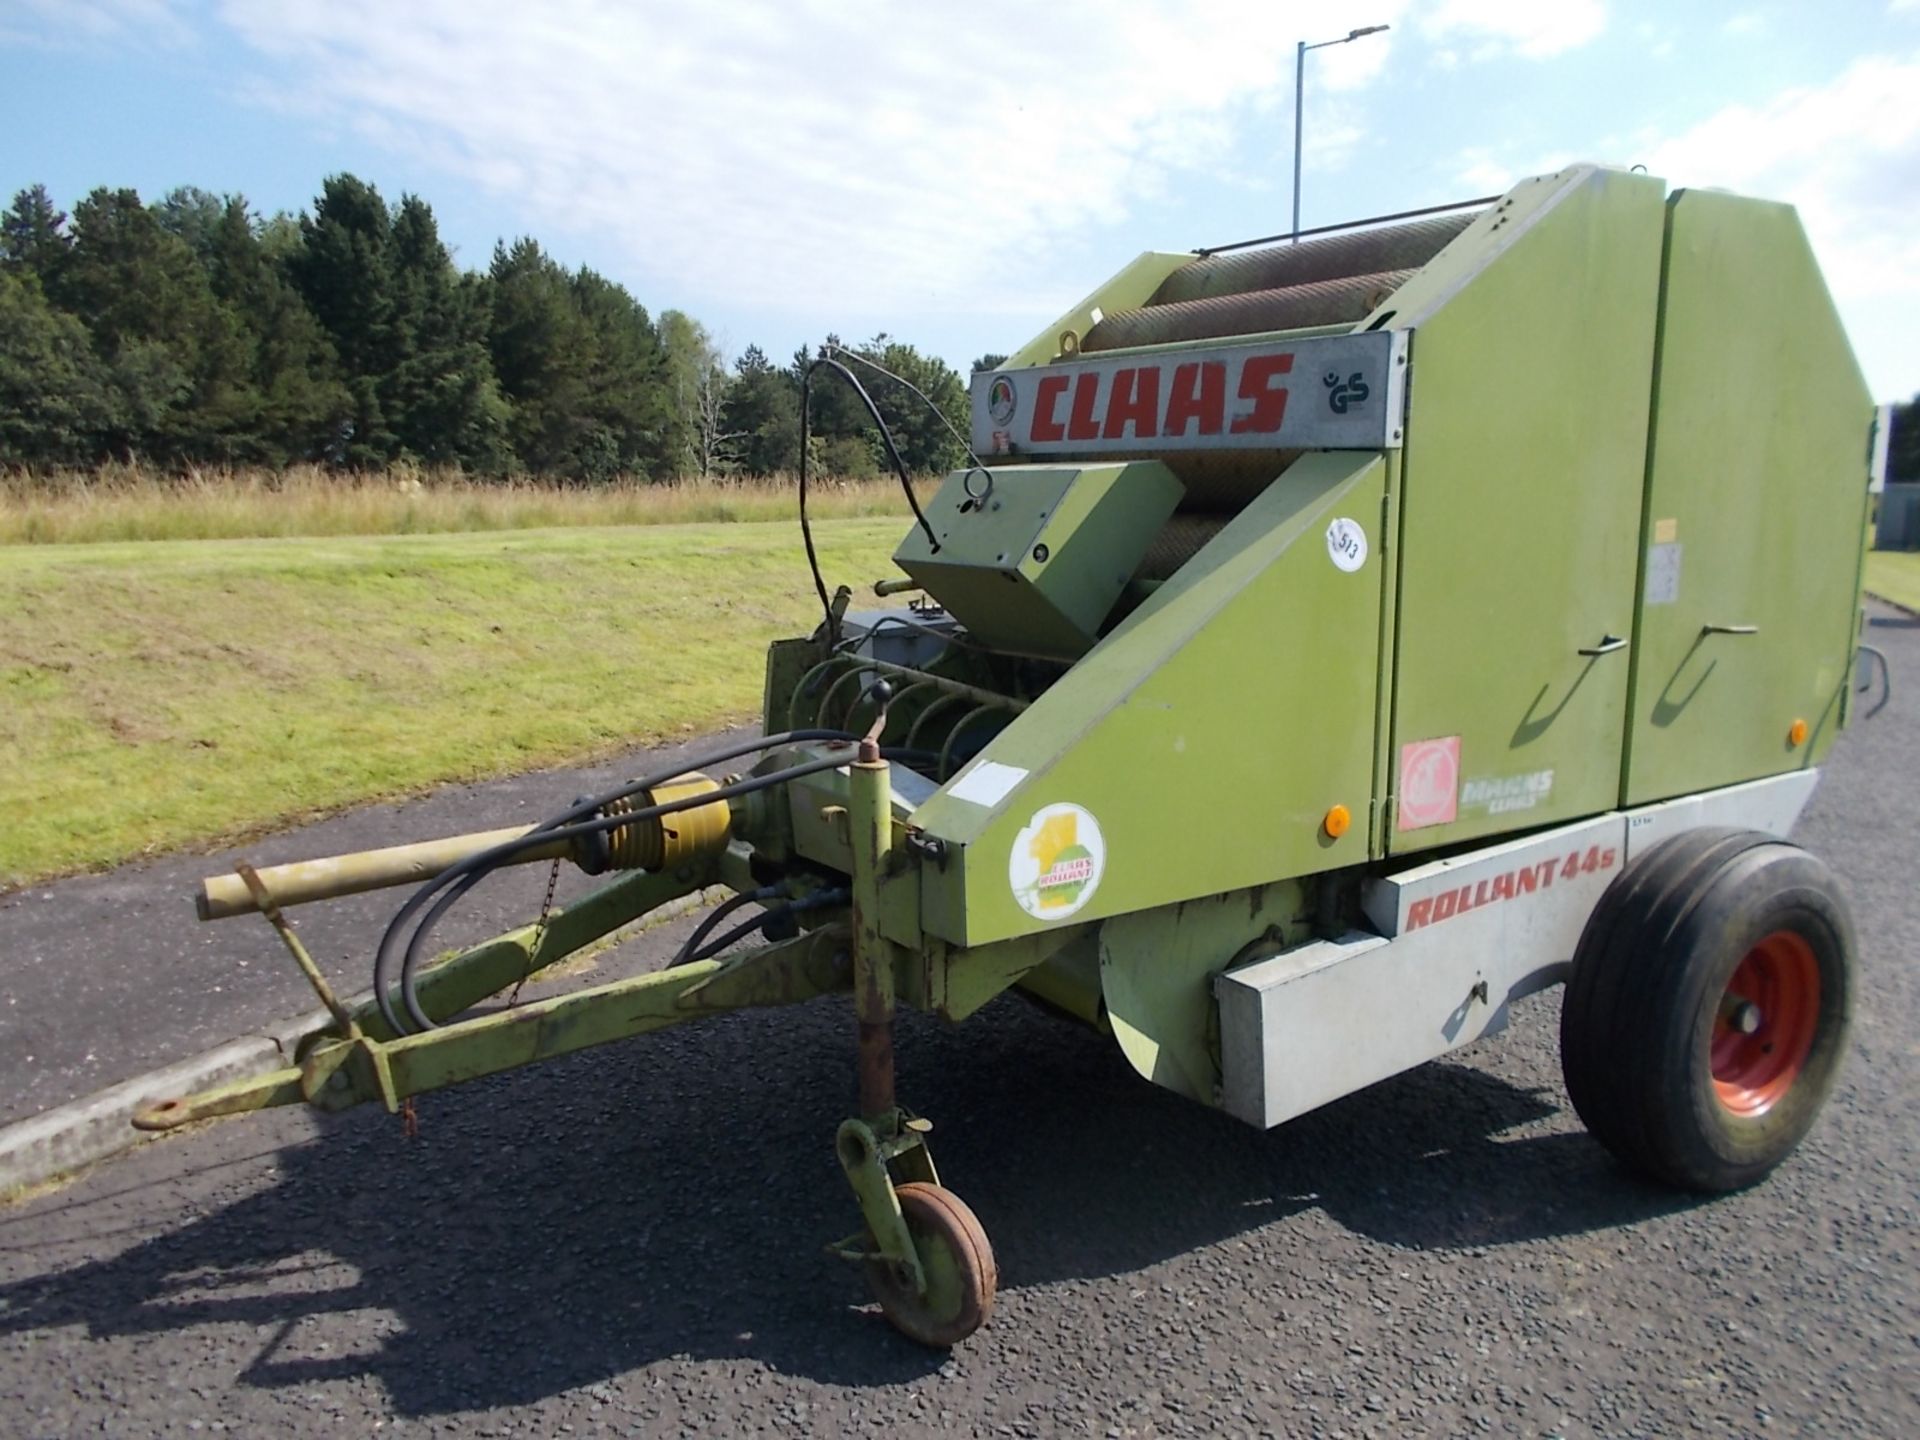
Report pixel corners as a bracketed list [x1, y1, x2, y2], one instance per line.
[4, 1, 1917, 399]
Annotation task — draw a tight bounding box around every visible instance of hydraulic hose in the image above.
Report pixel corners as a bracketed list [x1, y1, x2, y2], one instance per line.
[388, 752, 855, 1035]
[371, 728, 860, 1036]
[685, 886, 852, 966]
[672, 885, 780, 967]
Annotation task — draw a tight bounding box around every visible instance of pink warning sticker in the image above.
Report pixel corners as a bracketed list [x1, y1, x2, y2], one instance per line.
[1397, 736, 1461, 831]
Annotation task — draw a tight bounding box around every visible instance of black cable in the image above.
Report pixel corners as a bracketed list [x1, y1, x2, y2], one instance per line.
[796, 369, 837, 645]
[671, 885, 778, 967]
[799, 354, 942, 649]
[685, 886, 851, 965]
[371, 728, 858, 1036]
[391, 753, 856, 1034]
[824, 343, 985, 478]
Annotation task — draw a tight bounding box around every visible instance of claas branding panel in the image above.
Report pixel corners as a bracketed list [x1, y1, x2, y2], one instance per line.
[970, 331, 1405, 457]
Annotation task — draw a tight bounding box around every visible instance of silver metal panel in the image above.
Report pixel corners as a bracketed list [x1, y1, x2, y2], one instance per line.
[1622, 769, 1820, 860]
[1218, 814, 1626, 1130]
[1216, 776, 1825, 1130]
[971, 331, 1398, 458]
[1359, 813, 1626, 938]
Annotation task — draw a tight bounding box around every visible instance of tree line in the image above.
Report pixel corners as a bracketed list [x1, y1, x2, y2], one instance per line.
[0, 178, 997, 481]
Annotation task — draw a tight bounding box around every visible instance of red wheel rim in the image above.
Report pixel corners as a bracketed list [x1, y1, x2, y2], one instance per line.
[1711, 930, 1820, 1117]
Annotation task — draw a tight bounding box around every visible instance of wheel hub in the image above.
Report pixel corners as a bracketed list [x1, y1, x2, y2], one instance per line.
[1711, 931, 1820, 1117]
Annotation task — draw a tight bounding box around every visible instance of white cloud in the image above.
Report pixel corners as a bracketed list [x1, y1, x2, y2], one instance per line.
[1638, 54, 1920, 306]
[126, 0, 1406, 326]
[1419, 0, 1606, 59]
[4, 0, 190, 46]
[1452, 53, 1920, 398]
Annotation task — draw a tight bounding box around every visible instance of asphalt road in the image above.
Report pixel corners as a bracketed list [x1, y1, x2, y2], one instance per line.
[0, 728, 755, 1127]
[1, 610, 1915, 1438]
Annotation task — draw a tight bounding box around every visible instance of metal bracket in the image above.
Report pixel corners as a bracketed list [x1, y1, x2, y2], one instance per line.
[829, 1114, 939, 1289]
[235, 862, 361, 1039]
[298, 1034, 399, 1113]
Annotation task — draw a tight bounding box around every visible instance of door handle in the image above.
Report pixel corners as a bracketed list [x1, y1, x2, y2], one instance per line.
[1702, 623, 1759, 636]
[1578, 634, 1628, 657]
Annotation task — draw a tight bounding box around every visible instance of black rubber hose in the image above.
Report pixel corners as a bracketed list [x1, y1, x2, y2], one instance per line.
[685, 886, 851, 965]
[672, 885, 779, 967]
[390, 753, 855, 1035]
[371, 728, 859, 1036]
[799, 354, 941, 644]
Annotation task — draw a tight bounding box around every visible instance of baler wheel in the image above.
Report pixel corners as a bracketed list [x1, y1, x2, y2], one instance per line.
[1559, 828, 1853, 1193]
[865, 1182, 997, 1346]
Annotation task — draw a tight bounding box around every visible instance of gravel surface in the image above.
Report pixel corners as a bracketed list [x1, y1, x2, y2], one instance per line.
[0, 611, 1914, 1438]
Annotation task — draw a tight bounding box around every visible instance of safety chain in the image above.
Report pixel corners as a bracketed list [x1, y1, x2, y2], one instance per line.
[509, 857, 564, 1007]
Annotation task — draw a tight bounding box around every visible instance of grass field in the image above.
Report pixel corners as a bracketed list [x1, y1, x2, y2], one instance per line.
[1865, 549, 1920, 612]
[0, 465, 920, 545]
[9, 521, 1911, 890]
[0, 518, 903, 887]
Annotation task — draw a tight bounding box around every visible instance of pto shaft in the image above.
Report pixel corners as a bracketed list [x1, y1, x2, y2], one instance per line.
[196, 773, 730, 920]
[196, 826, 569, 920]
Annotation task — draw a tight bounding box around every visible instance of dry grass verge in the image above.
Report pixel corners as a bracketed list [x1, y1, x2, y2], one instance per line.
[0, 464, 928, 545]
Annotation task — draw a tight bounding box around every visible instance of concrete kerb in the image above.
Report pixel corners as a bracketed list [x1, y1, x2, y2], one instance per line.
[1865, 586, 1918, 620]
[0, 885, 724, 1198]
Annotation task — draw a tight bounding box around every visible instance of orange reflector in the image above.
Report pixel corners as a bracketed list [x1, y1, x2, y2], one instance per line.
[1324, 804, 1351, 838]
[1788, 718, 1809, 747]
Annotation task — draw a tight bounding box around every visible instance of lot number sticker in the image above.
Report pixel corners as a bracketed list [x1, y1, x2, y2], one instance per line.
[1326, 517, 1368, 572]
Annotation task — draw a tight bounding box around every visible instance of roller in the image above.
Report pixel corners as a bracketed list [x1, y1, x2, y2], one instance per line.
[1163, 450, 1303, 512]
[1134, 514, 1231, 581]
[1081, 271, 1412, 354]
[1150, 211, 1481, 307]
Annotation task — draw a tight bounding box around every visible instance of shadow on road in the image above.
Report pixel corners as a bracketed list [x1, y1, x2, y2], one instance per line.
[0, 995, 1703, 1408]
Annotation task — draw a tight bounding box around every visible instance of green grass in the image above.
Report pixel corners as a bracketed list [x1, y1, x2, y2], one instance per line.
[0, 519, 904, 887]
[1865, 549, 1920, 613]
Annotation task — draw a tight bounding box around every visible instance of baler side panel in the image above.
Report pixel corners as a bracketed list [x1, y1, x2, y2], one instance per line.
[1386, 167, 1667, 853]
[1620, 190, 1875, 805]
[913, 451, 1387, 947]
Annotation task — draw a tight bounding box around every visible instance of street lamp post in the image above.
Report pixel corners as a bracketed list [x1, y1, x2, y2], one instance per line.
[1292, 24, 1390, 243]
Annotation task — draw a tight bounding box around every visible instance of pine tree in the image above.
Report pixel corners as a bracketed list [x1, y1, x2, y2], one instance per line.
[60, 187, 252, 461]
[205, 196, 350, 462]
[384, 194, 512, 470]
[574, 270, 674, 480]
[724, 345, 802, 475]
[0, 269, 116, 465]
[1, 185, 71, 291]
[488, 237, 594, 474]
[289, 174, 402, 463]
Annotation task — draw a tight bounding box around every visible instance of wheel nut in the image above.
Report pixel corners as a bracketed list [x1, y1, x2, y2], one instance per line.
[1729, 999, 1762, 1035]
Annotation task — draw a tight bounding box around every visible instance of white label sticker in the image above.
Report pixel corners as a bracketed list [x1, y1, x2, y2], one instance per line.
[946, 760, 1028, 808]
[1009, 802, 1106, 920]
[1645, 542, 1681, 606]
[1326, 517, 1368, 573]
